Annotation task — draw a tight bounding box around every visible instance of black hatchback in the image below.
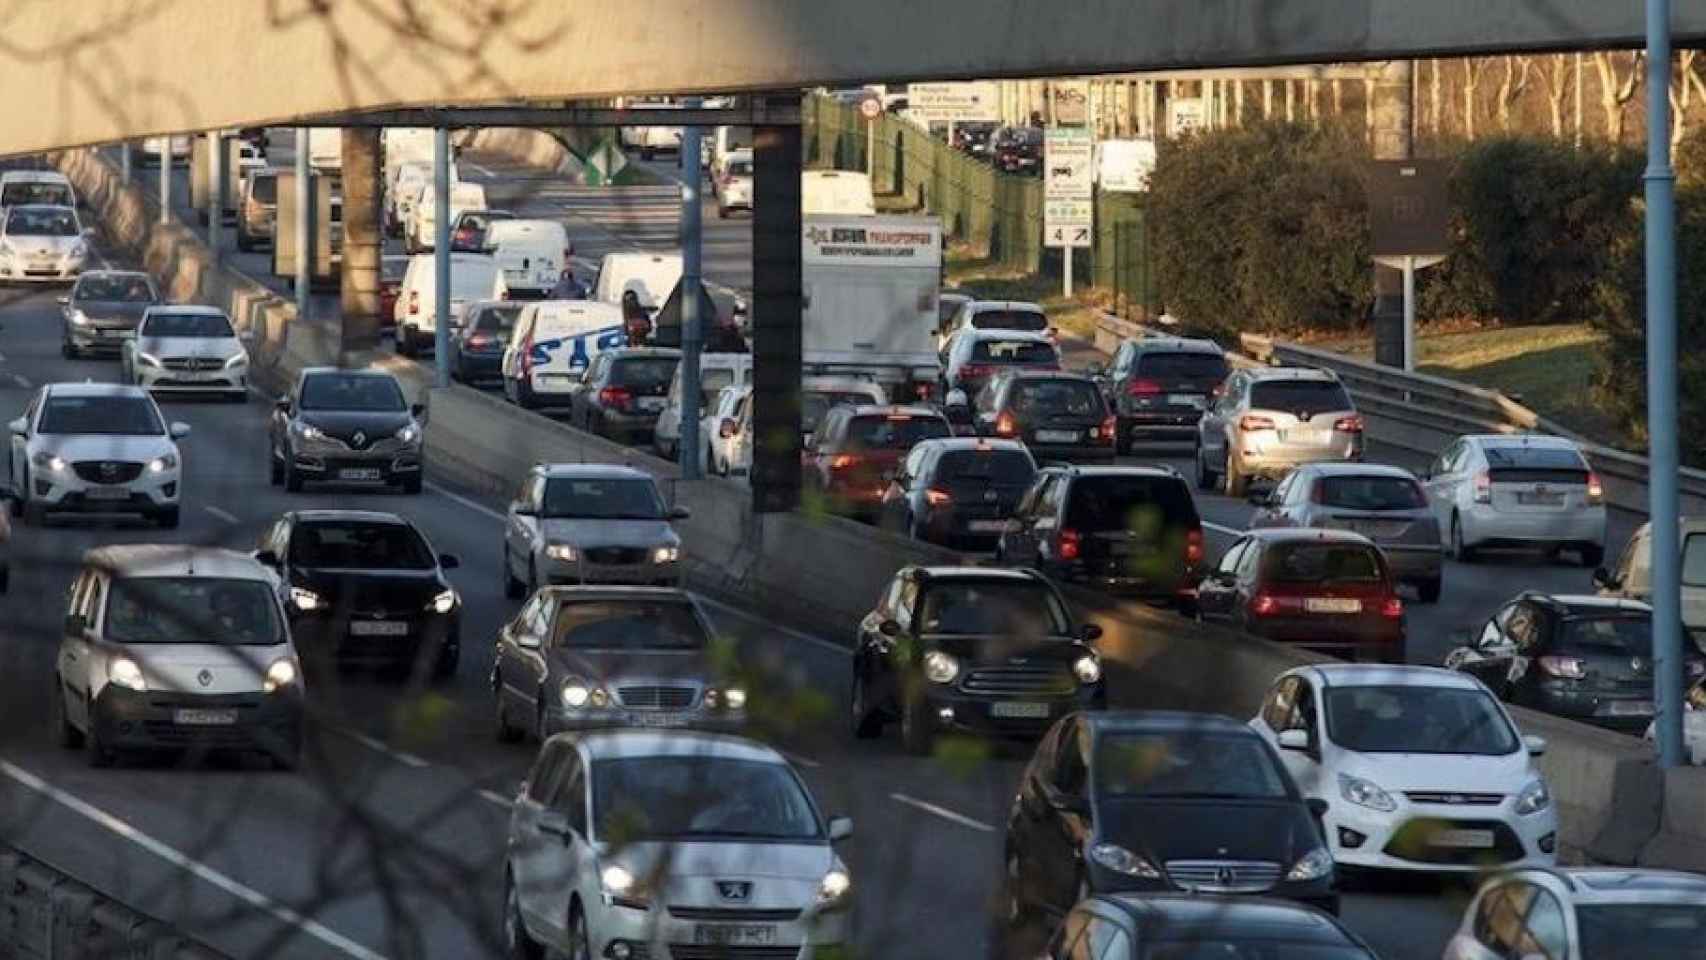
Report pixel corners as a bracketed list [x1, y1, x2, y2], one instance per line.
[879, 437, 1037, 548]
[1095, 337, 1229, 452]
[448, 300, 521, 384]
[975, 370, 1116, 463]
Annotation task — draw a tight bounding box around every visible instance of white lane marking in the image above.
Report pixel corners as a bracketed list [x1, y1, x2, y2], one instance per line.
[889, 792, 996, 834]
[335, 729, 430, 769]
[694, 595, 850, 659]
[781, 751, 822, 769]
[205, 505, 239, 524]
[464, 162, 494, 179]
[0, 758, 390, 960]
[425, 481, 504, 522]
[11, 374, 30, 389]
[479, 789, 515, 809]
[1203, 521, 1243, 536]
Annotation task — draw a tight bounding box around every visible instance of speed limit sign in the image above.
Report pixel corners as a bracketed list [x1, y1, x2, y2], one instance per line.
[859, 96, 882, 120]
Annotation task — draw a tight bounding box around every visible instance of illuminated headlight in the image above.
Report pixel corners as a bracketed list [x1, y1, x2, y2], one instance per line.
[1286, 846, 1334, 882]
[1089, 842, 1161, 879]
[68, 309, 89, 326]
[136, 352, 162, 368]
[290, 586, 323, 611]
[1338, 773, 1397, 813]
[263, 658, 298, 693]
[108, 657, 146, 692]
[601, 864, 635, 896]
[815, 869, 851, 910]
[147, 453, 178, 473]
[427, 588, 457, 614]
[652, 545, 679, 564]
[545, 543, 577, 562]
[30, 451, 66, 472]
[395, 424, 420, 444]
[1516, 779, 1552, 816]
[562, 682, 608, 709]
[724, 687, 747, 710]
[922, 651, 959, 685]
[294, 422, 326, 441]
[1073, 655, 1102, 685]
[224, 351, 248, 368]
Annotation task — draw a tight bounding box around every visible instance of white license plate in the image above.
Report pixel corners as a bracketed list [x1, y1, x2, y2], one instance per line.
[84, 486, 131, 500]
[338, 468, 382, 482]
[1282, 429, 1329, 445]
[638, 398, 666, 412]
[694, 924, 776, 946]
[1518, 492, 1565, 506]
[1305, 597, 1362, 614]
[1168, 394, 1206, 409]
[968, 520, 1007, 533]
[626, 712, 689, 727]
[991, 701, 1051, 719]
[174, 709, 237, 726]
[1607, 700, 1654, 716]
[1430, 828, 1495, 849]
[1035, 430, 1078, 443]
[350, 620, 408, 637]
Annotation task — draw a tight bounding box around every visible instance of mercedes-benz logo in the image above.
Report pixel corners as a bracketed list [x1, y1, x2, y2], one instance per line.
[196, 669, 213, 688]
[351, 430, 367, 448]
[715, 880, 751, 902]
[188, 356, 203, 373]
[1214, 866, 1238, 886]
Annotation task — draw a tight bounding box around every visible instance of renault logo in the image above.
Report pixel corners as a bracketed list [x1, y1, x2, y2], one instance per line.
[196, 669, 213, 688]
[716, 880, 752, 902]
[351, 430, 367, 448]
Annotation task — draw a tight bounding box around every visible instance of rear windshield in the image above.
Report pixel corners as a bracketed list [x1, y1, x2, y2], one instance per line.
[971, 339, 1058, 365]
[248, 175, 277, 204]
[1261, 542, 1385, 584]
[381, 258, 409, 281]
[935, 450, 1036, 485]
[1561, 615, 1653, 655]
[1010, 379, 1104, 417]
[970, 309, 1048, 333]
[1483, 444, 1588, 484]
[74, 275, 156, 303]
[290, 521, 435, 570]
[610, 357, 680, 390]
[1249, 379, 1352, 416]
[804, 391, 877, 433]
[1316, 475, 1427, 511]
[844, 414, 951, 450]
[1064, 474, 1199, 532]
[1135, 351, 1227, 379]
[550, 600, 707, 650]
[726, 159, 752, 177]
[472, 305, 522, 332]
[2, 183, 72, 206]
[142, 312, 233, 338]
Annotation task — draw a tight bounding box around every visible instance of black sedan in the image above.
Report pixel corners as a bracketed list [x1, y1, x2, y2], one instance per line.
[973, 369, 1117, 463]
[255, 509, 461, 680]
[1004, 711, 1338, 937]
[59, 270, 160, 358]
[849, 566, 1105, 754]
[1037, 895, 1375, 960]
[448, 300, 520, 384]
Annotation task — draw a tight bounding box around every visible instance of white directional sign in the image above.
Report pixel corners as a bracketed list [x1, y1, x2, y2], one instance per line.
[1044, 128, 1093, 249]
[908, 82, 1001, 124]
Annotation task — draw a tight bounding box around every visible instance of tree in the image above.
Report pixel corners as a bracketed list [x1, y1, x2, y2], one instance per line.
[1462, 58, 1488, 139]
[1496, 56, 1535, 133]
[1593, 51, 1644, 142]
[1537, 54, 1573, 139]
[1670, 51, 1706, 148]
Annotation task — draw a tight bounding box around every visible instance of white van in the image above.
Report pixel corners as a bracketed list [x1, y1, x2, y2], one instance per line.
[802, 170, 876, 216]
[487, 219, 572, 299]
[394, 252, 500, 356]
[653, 353, 753, 459]
[388, 160, 461, 237]
[1597, 518, 1706, 644]
[406, 181, 487, 254]
[714, 150, 754, 218]
[711, 126, 753, 173]
[0, 171, 75, 210]
[591, 251, 684, 316]
[501, 300, 627, 409]
[307, 128, 344, 170]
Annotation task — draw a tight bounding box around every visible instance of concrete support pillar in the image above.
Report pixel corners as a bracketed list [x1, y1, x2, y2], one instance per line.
[1233, 80, 1244, 126]
[340, 126, 383, 354]
[750, 103, 803, 515]
[1370, 60, 1416, 369]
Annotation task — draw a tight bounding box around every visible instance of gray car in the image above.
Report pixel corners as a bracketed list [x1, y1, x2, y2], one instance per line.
[1246, 462, 1444, 603]
[502, 463, 688, 597]
[59, 270, 160, 358]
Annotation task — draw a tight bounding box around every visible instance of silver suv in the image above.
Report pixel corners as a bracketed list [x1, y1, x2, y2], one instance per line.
[1196, 367, 1362, 497]
[502, 463, 689, 596]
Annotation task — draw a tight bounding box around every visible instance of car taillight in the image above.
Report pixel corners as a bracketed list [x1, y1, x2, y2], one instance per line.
[598, 386, 632, 411]
[958, 363, 991, 381]
[1381, 596, 1404, 619]
[1211, 383, 1227, 398]
[1126, 378, 1163, 397]
[1239, 415, 1275, 432]
[1334, 415, 1365, 434]
[1058, 528, 1081, 561]
[1251, 593, 1278, 616]
[1587, 471, 1604, 504]
[830, 454, 858, 471]
[1046, 327, 1060, 345]
[1185, 527, 1203, 565]
[518, 335, 534, 374]
[1539, 655, 1585, 679]
[408, 290, 419, 315]
[1474, 470, 1492, 504]
[465, 332, 491, 349]
[924, 487, 951, 507]
[995, 410, 1017, 437]
[1098, 415, 1117, 443]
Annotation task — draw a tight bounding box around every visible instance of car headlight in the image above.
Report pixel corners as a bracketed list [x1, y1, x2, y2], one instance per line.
[816, 868, 852, 910]
[263, 658, 298, 693]
[599, 863, 649, 908]
[545, 543, 577, 562]
[1516, 778, 1552, 816]
[290, 586, 323, 612]
[652, 545, 679, 564]
[108, 657, 146, 692]
[427, 588, 457, 614]
[724, 687, 747, 710]
[922, 651, 959, 684]
[68, 309, 89, 326]
[224, 352, 248, 368]
[1089, 842, 1161, 879]
[1338, 773, 1397, 813]
[30, 451, 66, 472]
[395, 424, 420, 444]
[1073, 655, 1102, 685]
[561, 682, 609, 709]
[1286, 846, 1334, 882]
[136, 352, 162, 368]
[294, 422, 326, 441]
[148, 453, 178, 473]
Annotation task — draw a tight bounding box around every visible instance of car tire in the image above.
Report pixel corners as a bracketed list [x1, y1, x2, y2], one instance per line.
[236, 233, 253, 253]
[401, 473, 423, 495]
[1196, 445, 1220, 491]
[7, 486, 21, 518]
[849, 672, 883, 740]
[156, 506, 180, 529]
[285, 458, 304, 493]
[1418, 576, 1443, 604]
[494, 678, 525, 743]
[1451, 513, 1477, 563]
[1223, 455, 1247, 498]
[900, 686, 935, 756]
[397, 328, 416, 358]
[717, 203, 728, 219]
[1579, 544, 1605, 568]
[641, 147, 655, 161]
[503, 873, 544, 960]
[433, 641, 459, 681]
[85, 700, 113, 768]
[566, 905, 592, 960]
[53, 675, 84, 749]
[61, 339, 74, 360]
[504, 546, 525, 600]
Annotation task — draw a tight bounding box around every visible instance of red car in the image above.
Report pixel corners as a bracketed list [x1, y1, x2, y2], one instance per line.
[804, 404, 952, 521]
[1195, 527, 1406, 662]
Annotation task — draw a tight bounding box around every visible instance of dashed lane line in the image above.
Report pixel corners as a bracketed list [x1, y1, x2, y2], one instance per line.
[889, 792, 997, 833]
[205, 505, 239, 524]
[334, 729, 430, 769]
[479, 789, 515, 809]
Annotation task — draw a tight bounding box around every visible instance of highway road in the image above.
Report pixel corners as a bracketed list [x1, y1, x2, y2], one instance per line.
[15, 132, 1648, 959]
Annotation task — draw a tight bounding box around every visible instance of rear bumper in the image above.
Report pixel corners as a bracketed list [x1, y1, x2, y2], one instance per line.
[1120, 411, 1204, 436]
[454, 351, 505, 377]
[1236, 444, 1363, 480]
[1380, 546, 1444, 581]
[1249, 614, 1405, 656]
[291, 613, 459, 668]
[1460, 506, 1606, 549]
[1525, 686, 1656, 732]
[1024, 441, 1116, 464]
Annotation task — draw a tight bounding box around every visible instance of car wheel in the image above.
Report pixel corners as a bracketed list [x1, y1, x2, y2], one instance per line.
[503, 873, 544, 960]
[900, 686, 935, 756]
[641, 147, 654, 161]
[1418, 576, 1443, 604]
[53, 674, 84, 749]
[60, 339, 74, 360]
[7, 484, 21, 518]
[236, 234, 253, 253]
[433, 640, 459, 681]
[397, 328, 416, 358]
[156, 506, 180, 529]
[494, 677, 524, 743]
[717, 203, 728, 219]
[1196, 445, 1219, 491]
[1451, 513, 1477, 563]
[565, 904, 592, 960]
[85, 699, 113, 768]
[1579, 544, 1605, 568]
[285, 457, 304, 493]
[849, 671, 882, 739]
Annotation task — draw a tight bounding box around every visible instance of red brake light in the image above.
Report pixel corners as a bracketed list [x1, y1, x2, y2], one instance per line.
[598, 386, 632, 411]
[1098, 414, 1117, 443]
[830, 454, 858, 471]
[518, 334, 534, 374]
[465, 332, 491, 349]
[1185, 527, 1204, 565]
[924, 487, 952, 507]
[1058, 528, 1081, 561]
[1334, 415, 1365, 434]
[1211, 383, 1227, 398]
[1251, 593, 1278, 616]
[995, 410, 1017, 437]
[1587, 471, 1604, 504]
[1126, 378, 1163, 396]
[1240, 415, 1276, 432]
[1381, 595, 1404, 619]
[1474, 470, 1492, 504]
[408, 290, 419, 315]
[959, 363, 991, 381]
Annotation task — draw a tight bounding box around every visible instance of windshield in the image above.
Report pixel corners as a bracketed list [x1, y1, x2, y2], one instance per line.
[6, 206, 77, 236]
[1324, 685, 1519, 755]
[142, 312, 234, 339]
[1260, 542, 1385, 584]
[1136, 351, 1229, 380]
[803, 391, 877, 433]
[105, 577, 283, 646]
[592, 757, 821, 843]
[541, 477, 665, 520]
[610, 357, 680, 389]
[549, 600, 706, 650]
[73, 275, 156, 303]
[727, 159, 753, 177]
[935, 449, 1036, 485]
[248, 175, 277, 204]
[2, 183, 72, 206]
[1010, 379, 1104, 417]
[844, 413, 950, 451]
[1315, 475, 1428, 511]
[1561, 615, 1653, 655]
[39, 396, 163, 436]
[916, 580, 1070, 636]
[1144, 946, 1371, 960]
[970, 339, 1058, 366]
[299, 374, 407, 412]
[1578, 904, 1706, 959]
[381, 257, 410, 282]
[1096, 732, 1291, 800]
[1065, 475, 1201, 534]
[971, 309, 1049, 332]
[1249, 380, 1353, 416]
[289, 521, 435, 570]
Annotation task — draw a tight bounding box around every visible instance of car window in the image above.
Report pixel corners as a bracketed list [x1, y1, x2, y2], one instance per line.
[38, 395, 164, 436]
[1262, 677, 1298, 731]
[73, 275, 156, 302]
[1559, 614, 1653, 656]
[610, 356, 680, 390]
[802, 393, 875, 435]
[526, 741, 567, 804]
[935, 449, 1037, 485]
[300, 374, 407, 412]
[553, 753, 587, 833]
[1259, 542, 1384, 584]
[1248, 379, 1352, 416]
[1520, 889, 1569, 959]
[971, 338, 1059, 366]
[1, 182, 72, 206]
[248, 174, 278, 204]
[1324, 685, 1520, 756]
[1053, 721, 1088, 796]
[843, 413, 951, 451]
[541, 477, 665, 520]
[1683, 534, 1706, 588]
[970, 308, 1049, 332]
[1291, 680, 1319, 733]
[1095, 731, 1291, 799]
[550, 600, 708, 650]
[141, 312, 234, 338]
[1010, 379, 1104, 417]
[1216, 540, 1247, 575]
[1134, 351, 1227, 380]
[289, 521, 435, 570]
[5, 206, 77, 236]
[916, 579, 1070, 636]
[1065, 475, 1198, 533]
[1316, 475, 1428, 510]
[1506, 604, 1541, 650]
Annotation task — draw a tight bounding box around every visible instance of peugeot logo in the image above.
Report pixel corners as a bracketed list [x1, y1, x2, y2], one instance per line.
[196, 669, 213, 688]
[1214, 866, 1238, 887]
[1446, 794, 1467, 805]
[351, 430, 367, 448]
[716, 881, 752, 902]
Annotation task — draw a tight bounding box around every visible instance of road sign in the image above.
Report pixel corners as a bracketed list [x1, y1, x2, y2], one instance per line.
[858, 95, 882, 120]
[1050, 80, 1091, 127]
[908, 82, 1000, 124]
[1044, 128, 1093, 249]
[1169, 98, 1205, 136]
[1367, 159, 1450, 257]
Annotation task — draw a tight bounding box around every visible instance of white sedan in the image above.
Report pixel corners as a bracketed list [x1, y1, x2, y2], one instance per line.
[7, 382, 189, 528]
[123, 305, 249, 400]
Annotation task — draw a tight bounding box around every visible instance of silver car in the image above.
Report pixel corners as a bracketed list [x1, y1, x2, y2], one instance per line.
[1247, 462, 1444, 603]
[504, 730, 853, 960]
[503, 463, 688, 597]
[1196, 366, 1363, 497]
[1422, 434, 1607, 567]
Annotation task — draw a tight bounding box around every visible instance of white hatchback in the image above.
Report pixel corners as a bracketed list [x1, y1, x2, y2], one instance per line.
[1444, 867, 1706, 960]
[7, 382, 190, 528]
[1422, 434, 1608, 567]
[124, 305, 249, 400]
[1250, 663, 1558, 875]
[0, 204, 91, 283]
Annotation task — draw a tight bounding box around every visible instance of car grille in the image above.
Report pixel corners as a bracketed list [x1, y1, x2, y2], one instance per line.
[153, 378, 234, 388]
[585, 546, 650, 565]
[667, 948, 800, 960]
[667, 907, 802, 922]
[959, 666, 1076, 696]
[1164, 860, 1281, 893]
[161, 356, 221, 372]
[1383, 818, 1527, 865]
[1404, 792, 1504, 806]
[71, 460, 144, 483]
[617, 685, 696, 709]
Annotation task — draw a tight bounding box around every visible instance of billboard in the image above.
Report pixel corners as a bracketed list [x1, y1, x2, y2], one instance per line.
[907, 82, 1001, 124]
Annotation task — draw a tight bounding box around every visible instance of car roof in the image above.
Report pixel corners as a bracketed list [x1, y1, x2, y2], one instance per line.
[1098, 895, 1359, 945]
[601, 251, 683, 265]
[75, 269, 152, 281]
[83, 544, 273, 582]
[1301, 663, 1484, 691]
[567, 729, 787, 765]
[1048, 463, 1184, 480]
[1082, 711, 1254, 735]
[997, 369, 1096, 383]
[300, 367, 401, 381]
[5, 203, 74, 213]
[1289, 461, 1418, 480]
[969, 300, 1045, 313]
[1, 170, 69, 181]
[1522, 592, 1653, 616]
[607, 347, 683, 359]
[289, 509, 412, 526]
[1244, 366, 1340, 382]
[1463, 433, 1578, 447]
[536, 462, 655, 481]
[143, 304, 227, 317]
[1555, 868, 1706, 904]
[912, 437, 1031, 455]
[804, 375, 885, 392]
[911, 565, 1043, 583]
[1129, 336, 1224, 354]
[44, 381, 151, 399]
[840, 404, 943, 419]
[1245, 527, 1377, 546]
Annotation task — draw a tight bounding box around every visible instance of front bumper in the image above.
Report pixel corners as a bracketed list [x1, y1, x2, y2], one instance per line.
[591, 901, 851, 960]
[30, 463, 178, 512]
[919, 682, 1105, 739]
[1460, 505, 1607, 550]
[1088, 862, 1337, 915]
[289, 443, 423, 486]
[135, 361, 249, 393]
[0, 254, 86, 282]
[292, 611, 459, 669]
[1323, 796, 1557, 873]
[91, 685, 304, 753]
[65, 323, 136, 353]
[542, 705, 746, 735]
[541, 555, 683, 587]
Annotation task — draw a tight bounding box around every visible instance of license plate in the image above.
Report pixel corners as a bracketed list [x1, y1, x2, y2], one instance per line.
[350, 620, 408, 637]
[338, 468, 382, 482]
[1035, 430, 1077, 443]
[1518, 492, 1565, 506]
[639, 398, 666, 412]
[1305, 597, 1362, 614]
[1282, 429, 1328, 445]
[1168, 394, 1205, 409]
[694, 924, 776, 946]
[174, 709, 237, 726]
[626, 712, 689, 727]
[991, 701, 1051, 719]
[504, 268, 528, 279]
[1429, 828, 1495, 849]
[84, 486, 131, 500]
[968, 520, 1007, 533]
[1607, 700, 1654, 717]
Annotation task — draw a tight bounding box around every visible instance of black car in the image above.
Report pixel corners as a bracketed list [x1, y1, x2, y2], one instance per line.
[1444, 592, 1703, 732]
[1004, 711, 1338, 935]
[998, 465, 1204, 604]
[448, 300, 521, 384]
[268, 368, 427, 493]
[995, 126, 1044, 175]
[974, 369, 1117, 463]
[1095, 337, 1230, 452]
[849, 566, 1106, 754]
[568, 347, 682, 444]
[256, 509, 461, 679]
[879, 437, 1037, 548]
[59, 270, 161, 358]
[1037, 895, 1375, 960]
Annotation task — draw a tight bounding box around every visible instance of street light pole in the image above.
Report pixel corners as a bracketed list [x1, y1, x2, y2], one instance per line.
[679, 98, 704, 480]
[433, 126, 451, 389]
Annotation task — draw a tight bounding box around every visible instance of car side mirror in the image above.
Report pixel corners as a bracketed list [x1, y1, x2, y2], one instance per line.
[254, 549, 280, 568]
[1082, 623, 1103, 642]
[439, 553, 460, 570]
[274, 397, 291, 414]
[7, 417, 26, 436]
[411, 402, 427, 420]
[1050, 791, 1089, 815]
[1592, 567, 1618, 590]
[82, 227, 96, 239]
[63, 613, 87, 636]
[1277, 728, 1312, 752]
[719, 418, 739, 439]
[827, 815, 853, 842]
[537, 810, 572, 843]
[670, 506, 691, 520]
[169, 422, 192, 440]
[1306, 798, 1329, 821]
[56, 296, 68, 306]
[1524, 735, 1548, 757]
[878, 619, 901, 638]
[514, 628, 541, 650]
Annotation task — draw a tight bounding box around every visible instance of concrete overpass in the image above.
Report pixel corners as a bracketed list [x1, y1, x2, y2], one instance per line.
[2, 0, 1702, 156]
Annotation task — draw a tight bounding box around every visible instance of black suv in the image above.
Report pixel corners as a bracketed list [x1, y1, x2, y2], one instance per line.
[567, 347, 682, 444]
[849, 566, 1105, 755]
[973, 369, 1117, 463]
[997, 465, 1203, 604]
[1095, 337, 1229, 453]
[268, 368, 427, 494]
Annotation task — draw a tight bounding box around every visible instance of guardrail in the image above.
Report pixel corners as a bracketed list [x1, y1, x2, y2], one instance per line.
[1, 842, 228, 959]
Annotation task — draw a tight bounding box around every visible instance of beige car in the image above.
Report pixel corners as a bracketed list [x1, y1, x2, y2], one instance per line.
[1596, 517, 1706, 646]
[235, 169, 278, 252]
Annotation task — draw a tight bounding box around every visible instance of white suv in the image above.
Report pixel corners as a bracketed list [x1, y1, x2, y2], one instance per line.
[1422, 434, 1607, 567]
[1250, 663, 1558, 875]
[1196, 366, 1363, 497]
[7, 383, 189, 528]
[123, 305, 250, 400]
[1444, 867, 1706, 959]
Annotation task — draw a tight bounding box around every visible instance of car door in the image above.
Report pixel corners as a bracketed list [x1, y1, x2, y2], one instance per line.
[1249, 472, 1297, 528]
[511, 741, 569, 933]
[504, 306, 536, 385]
[884, 443, 932, 531]
[57, 570, 93, 727]
[1010, 473, 1062, 566]
[1104, 342, 1135, 403]
[1196, 538, 1248, 621]
[496, 593, 552, 716]
[8, 389, 40, 491]
[1198, 372, 1239, 461]
[1425, 440, 1467, 525]
[1278, 678, 1329, 799]
[1461, 602, 1526, 695]
[1010, 717, 1068, 903]
[1036, 717, 1092, 911]
[532, 751, 591, 945]
[505, 473, 544, 581]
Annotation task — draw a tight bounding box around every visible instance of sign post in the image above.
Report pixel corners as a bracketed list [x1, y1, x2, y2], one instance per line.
[1367, 160, 1449, 371]
[859, 95, 882, 179]
[1044, 128, 1093, 297]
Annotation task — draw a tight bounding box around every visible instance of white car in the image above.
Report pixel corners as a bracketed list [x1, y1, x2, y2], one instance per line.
[487, 219, 572, 299]
[654, 352, 752, 460]
[393, 252, 500, 357]
[501, 300, 627, 409]
[706, 384, 752, 476]
[1443, 867, 1706, 959]
[1645, 677, 1706, 765]
[504, 730, 853, 960]
[1421, 434, 1607, 567]
[123, 305, 249, 400]
[7, 382, 190, 528]
[0, 170, 76, 209]
[0, 204, 91, 283]
[714, 149, 753, 218]
[1250, 663, 1558, 875]
[406, 180, 487, 254]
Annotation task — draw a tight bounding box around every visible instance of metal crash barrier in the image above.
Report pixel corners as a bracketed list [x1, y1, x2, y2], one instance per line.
[1, 845, 229, 959]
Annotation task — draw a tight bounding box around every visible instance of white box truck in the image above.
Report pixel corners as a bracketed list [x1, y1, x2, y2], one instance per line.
[802, 214, 943, 400]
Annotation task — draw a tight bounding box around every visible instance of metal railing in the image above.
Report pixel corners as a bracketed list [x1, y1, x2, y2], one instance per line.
[2, 843, 229, 959]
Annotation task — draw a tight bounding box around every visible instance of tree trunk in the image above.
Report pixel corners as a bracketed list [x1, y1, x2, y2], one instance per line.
[1463, 59, 1484, 140]
[1285, 79, 1295, 122]
[1263, 79, 1273, 120]
[1430, 59, 1443, 135]
[1538, 54, 1569, 139]
[1594, 51, 1645, 143]
[1497, 56, 1535, 133]
[1672, 51, 1699, 148]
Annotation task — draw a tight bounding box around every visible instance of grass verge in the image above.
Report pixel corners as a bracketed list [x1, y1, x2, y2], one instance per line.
[943, 246, 1105, 343]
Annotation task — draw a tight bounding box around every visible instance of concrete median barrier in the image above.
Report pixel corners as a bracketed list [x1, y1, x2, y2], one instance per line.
[0, 844, 228, 959]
